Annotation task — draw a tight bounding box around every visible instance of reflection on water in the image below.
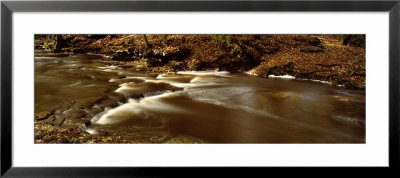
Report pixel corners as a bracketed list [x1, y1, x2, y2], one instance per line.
[35, 54, 365, 143]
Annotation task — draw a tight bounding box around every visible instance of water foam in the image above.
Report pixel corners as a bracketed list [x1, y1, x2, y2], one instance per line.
[268, 74, 296, 79]
[268, 74, 333, 85]
[94, 92, 185, 125]
[177, 71, 230, 77]
[297, 78, 332, 85]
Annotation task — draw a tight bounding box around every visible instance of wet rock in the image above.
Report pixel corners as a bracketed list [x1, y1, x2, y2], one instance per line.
[248, 62, 296, 78]
[52, 115, 68, 127]
[143, 91, 169, 97]
[47, 115, 56, 122]
[118, 75, 126, 79]
[53, 109, 68, 117]
[116, 82, 182, 98]
[265, 62, 295, 77]
[83, 119, 91, 126]
[98, 98, 121, 108]
[35, 111, 53, 120]
[332, 115, 364, 124]
[85, 107, 103, 115]
[83, 93, 126, 115]
[63, 109, 87, 119]
[62, 118, 88, 128]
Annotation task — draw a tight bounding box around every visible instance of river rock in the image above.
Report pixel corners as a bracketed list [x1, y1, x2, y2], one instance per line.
[263, 45, 280, 54]
[266, 62, 295, 76]
[35, 111, 52, 120]
[294, 36, 322, 46]
[111, 51, 135, 61]
[52, 115, 68, 127]
[62, 109, 87, 119]
[61, 118, 88, 128]
[342, 35, 365, 48]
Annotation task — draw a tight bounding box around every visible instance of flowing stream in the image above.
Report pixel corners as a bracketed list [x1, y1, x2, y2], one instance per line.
[35, 54, 365, 143]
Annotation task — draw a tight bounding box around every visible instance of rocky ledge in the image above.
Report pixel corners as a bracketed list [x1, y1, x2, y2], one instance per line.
[36, 34, 365, 89]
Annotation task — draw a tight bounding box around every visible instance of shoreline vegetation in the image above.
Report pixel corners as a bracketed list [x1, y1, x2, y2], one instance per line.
[34, 34, 365, 144]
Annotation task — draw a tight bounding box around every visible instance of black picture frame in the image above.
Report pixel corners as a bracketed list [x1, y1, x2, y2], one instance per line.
[1, 0, 399, 177]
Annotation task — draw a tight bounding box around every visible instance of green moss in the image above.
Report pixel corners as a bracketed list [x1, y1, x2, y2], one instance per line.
[211, 35, 232, 51]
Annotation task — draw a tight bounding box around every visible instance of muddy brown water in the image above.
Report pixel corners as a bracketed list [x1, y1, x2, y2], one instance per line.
[35, 53, 365, 143]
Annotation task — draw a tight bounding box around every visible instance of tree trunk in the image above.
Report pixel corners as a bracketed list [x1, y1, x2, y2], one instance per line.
[162, 35, 168, 45]
[143, 35, 150, 50]
[55, 35, 66, 49]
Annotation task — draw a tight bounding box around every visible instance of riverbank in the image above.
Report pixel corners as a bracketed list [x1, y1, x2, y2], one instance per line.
[35, 119, 203, 143]
[35, 34, 366, 89]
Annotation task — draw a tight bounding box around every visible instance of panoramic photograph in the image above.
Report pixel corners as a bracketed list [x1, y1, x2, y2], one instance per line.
[34, 34, 365, 144]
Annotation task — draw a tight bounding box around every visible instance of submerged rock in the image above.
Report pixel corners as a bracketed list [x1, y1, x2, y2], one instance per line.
[35, 111, 53, 120]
